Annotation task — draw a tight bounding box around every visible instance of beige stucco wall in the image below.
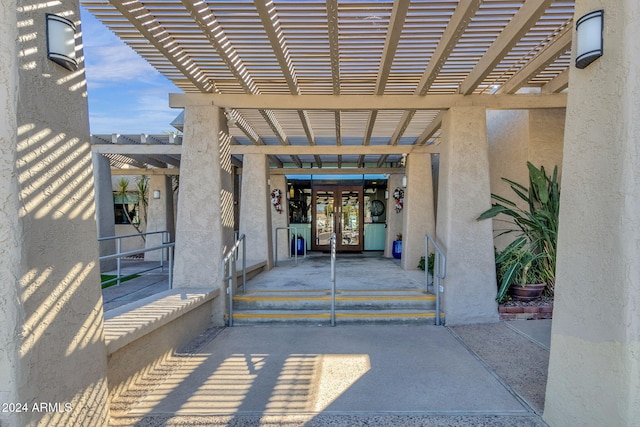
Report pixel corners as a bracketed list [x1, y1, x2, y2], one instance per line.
[0, 0, 21, 424]
[401, 152, 435, 270]
[93, 153, 117, 271]
[172, 106, 234, 325]
[239, 154, 273, 268]
[384, 174, 404, 258]
[270, 174, 290, 262]
[436, 106, 498, 325]
[0, 2, 111, 426]
[145, 175, 175, 261]
[486, 109, 565, 251]
[544, 1, 640, 426]
[107, 301, 212, 411]
[528, 108, 565, 175]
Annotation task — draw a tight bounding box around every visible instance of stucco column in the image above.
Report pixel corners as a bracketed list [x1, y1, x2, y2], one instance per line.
[0, 3, 22, 424]
[92, 152, 117, 271]
[401, 152, 435, 270]
[270, 174, 290, 263]
[436, 106, 498, 325]
[145, 174, 175, 261]
[384, 174, 403, 258]
[239, 154, 273, 269]
[172, 105, 234, 325]
[0, 3, 110, 426]
[544, 2, 640, 426]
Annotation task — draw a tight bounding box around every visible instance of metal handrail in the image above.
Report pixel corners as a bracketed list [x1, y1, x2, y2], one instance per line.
[274, 226, 306, 266]
[223, 233, 246, 327]
[330, 233, 336, 327]
[99, 238, 174, 288]
[425, 233, 447, 326]
[99, 230, 172, 272]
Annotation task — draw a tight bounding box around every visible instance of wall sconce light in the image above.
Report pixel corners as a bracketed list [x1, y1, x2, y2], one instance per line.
[575, 10, 604, 69]
[401, 176, 407, 188]
[46, 14, 77, 71]
[385, 190, 389, 199]
[153, 190, 161, 199]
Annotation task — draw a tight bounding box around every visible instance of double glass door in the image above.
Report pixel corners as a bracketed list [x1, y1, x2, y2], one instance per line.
[312, 185, 363, 252]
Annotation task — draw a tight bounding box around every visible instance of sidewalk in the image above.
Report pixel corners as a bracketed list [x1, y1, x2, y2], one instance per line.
[109, 321, 552, 427]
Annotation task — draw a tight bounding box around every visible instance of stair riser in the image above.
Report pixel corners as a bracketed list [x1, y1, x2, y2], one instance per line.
[234, 299, 436, 311]
[231, 316, 442, 326]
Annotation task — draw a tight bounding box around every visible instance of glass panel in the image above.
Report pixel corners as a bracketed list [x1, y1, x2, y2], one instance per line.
[341, 191, 360, 246]
[315, 190, 334, 246]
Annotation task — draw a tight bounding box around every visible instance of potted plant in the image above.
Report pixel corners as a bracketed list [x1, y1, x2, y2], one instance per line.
[477, 162, 559, 302]
[392, 233, 402, 259]
[418, 253, 436, 286]
[494, 237, 546, 302]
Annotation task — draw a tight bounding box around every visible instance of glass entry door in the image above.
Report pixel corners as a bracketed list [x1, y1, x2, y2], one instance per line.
[312, 186, 363, 252]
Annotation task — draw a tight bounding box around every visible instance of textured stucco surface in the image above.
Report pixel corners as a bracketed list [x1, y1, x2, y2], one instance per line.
[401, 152, 435, 270]
[544, 1, 640, 426]
[145, 175, 175, 261]
[107, 301, 213, 412]
[437, 106, 498, 325]
[3, 2, 111, 426]
[93, 153, 117, 270]
[528, 108, 565, 176]
[383, 174, 403, 258]
[239, 154, 273, 268]
[0, 1, 21, 425]
[270, 174, 290, 261]
[486, 109, 565, 252]
[173, 106, 233, 325]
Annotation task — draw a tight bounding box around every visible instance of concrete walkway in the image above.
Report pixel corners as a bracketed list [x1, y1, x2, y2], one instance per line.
[103, 255, 552, 426]
[109, 321, 552, 426]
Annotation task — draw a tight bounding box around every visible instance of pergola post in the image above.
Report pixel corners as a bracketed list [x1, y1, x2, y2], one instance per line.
[544, 1, 640, 425]
[436, 106, 499, 325]
[401, 152, 435, 270]
[239, 154, 274, 269]
[172, 105, 234, 325]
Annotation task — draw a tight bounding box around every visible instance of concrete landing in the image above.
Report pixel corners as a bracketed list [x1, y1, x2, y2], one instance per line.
[126, 325, 529, 417]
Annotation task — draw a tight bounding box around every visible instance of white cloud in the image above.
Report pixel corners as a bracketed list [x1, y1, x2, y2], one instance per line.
[85, 44, 156, 84]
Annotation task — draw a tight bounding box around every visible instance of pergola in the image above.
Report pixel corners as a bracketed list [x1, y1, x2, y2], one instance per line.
[83, 0, 573, 169]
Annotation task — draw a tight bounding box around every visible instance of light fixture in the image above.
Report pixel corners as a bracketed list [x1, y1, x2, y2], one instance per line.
[385, 190, 389, 199]
[575, 10, 604, 69]
[153, 190, 161, 199]
[46, 14, 77, 71]
[402, 176, 407, 188]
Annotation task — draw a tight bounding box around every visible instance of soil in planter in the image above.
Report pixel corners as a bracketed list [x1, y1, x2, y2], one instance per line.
[501, 295, 554, 308]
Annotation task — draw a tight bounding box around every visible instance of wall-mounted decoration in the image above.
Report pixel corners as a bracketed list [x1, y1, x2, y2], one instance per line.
[393, 187, 404, 213]
[271, 189, 283, 213]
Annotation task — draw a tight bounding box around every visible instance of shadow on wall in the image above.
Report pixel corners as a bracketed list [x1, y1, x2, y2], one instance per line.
[13, 3, 110, 426]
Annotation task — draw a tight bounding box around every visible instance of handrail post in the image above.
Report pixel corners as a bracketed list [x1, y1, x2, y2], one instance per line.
[426, 233, 447, 326]
[116, 238, 122, 286]
[168, 243, 174, 289]
[242, 235, 247, 294]
[330, 233, 336, 327]
[225, 258, 233, 327]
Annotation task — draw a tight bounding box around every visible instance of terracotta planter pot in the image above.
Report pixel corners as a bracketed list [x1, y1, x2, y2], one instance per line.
[510, 283, 545, 301]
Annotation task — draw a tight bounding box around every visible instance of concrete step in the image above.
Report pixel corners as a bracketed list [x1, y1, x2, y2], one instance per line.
[233, 289, 436, 311]
[229, 309, 444, 325]
[230, 288, 442, 325]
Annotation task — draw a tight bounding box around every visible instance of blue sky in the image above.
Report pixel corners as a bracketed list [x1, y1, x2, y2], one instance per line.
[80, 6, 182, 135]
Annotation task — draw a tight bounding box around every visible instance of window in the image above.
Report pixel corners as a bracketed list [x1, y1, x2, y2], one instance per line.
[113, 193, 139, 225]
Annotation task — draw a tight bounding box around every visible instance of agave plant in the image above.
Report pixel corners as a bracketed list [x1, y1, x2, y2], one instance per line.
[477, 162, 560, 299]
[494, 237, 546, 302]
